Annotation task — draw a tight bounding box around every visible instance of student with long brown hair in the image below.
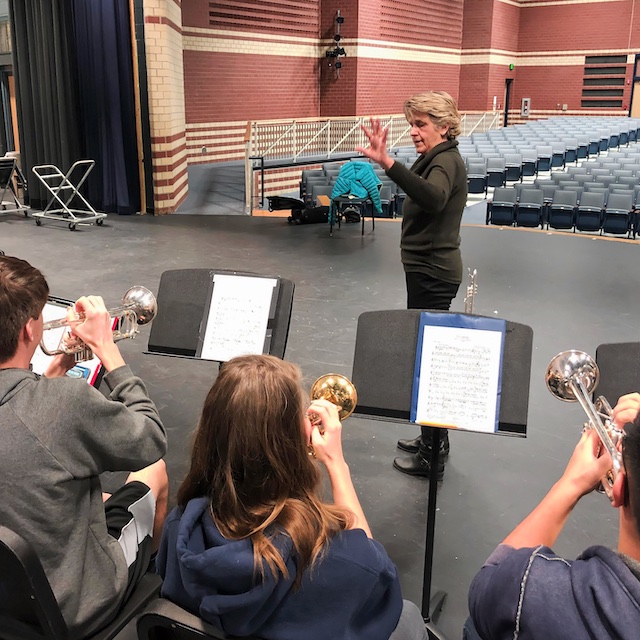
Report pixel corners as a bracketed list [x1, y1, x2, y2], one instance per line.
[156, 354, 427, 640]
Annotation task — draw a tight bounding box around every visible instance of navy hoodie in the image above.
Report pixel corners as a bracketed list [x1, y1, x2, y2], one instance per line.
[468, 543, 640, 639]
[157, 497, 403, 640]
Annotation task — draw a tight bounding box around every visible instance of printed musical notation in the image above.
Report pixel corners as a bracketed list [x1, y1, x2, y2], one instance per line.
[412, 317, 504, 433]
[200, 275, 277, 362]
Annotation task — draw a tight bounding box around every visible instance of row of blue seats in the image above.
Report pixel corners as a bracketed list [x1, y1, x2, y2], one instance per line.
[486, 187, 636, 237]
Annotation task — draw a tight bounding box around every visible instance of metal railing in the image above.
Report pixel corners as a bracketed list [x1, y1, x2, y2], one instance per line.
[244, 111, 501, 212]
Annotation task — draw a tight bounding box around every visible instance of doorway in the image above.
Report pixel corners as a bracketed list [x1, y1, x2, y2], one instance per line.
[630, 55, 640, 118]
[504, 78, 513, 127]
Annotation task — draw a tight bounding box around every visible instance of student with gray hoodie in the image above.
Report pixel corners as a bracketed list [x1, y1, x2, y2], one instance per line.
[0, 255, 168, 637]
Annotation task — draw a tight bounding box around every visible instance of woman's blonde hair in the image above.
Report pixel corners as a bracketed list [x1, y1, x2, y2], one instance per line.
[403, 90, 462, 140]
[177, 354, 353, 586]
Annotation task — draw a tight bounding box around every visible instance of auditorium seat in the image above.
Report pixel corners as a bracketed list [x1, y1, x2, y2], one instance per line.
[486, 187, 517, 226]
[575, 191, 605, 233]
[486, 157, 506, 188]
[547, 190, 577, 231]
[520, 149, 538, 177]
[467, 160, 487, 194]
[602, 193, 634, 237]
[515, 189, 544, 228]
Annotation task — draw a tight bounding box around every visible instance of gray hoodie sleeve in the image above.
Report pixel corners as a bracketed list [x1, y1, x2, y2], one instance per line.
[29, 365, 167, 477]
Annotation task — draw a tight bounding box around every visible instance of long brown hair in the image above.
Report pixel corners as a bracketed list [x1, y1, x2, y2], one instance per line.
[177, 354, 353, 583]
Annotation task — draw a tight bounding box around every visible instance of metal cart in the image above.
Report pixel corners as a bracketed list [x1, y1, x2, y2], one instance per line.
[31, 160, 107, 230]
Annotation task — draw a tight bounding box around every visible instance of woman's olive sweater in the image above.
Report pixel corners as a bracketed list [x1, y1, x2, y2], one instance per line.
[386, 140, 467, 285]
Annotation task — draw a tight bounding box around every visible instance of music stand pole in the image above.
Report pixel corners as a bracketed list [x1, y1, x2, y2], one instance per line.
[421, 426, 449, 640]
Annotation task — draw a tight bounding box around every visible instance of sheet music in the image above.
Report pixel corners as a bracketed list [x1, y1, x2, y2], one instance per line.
[414, 323, 503, 432]
[200, 275, 277, 362]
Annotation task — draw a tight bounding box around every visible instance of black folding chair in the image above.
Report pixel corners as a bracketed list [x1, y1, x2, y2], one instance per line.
[137, 599, 263, 640]
[0, 157, 29, 217]
[0, 525, 161, 640]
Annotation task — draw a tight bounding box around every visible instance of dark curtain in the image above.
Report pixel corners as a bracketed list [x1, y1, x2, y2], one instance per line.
[9, 0, 83, 210]
[9, 0, 141, 214]
[71, 0, 140, 214]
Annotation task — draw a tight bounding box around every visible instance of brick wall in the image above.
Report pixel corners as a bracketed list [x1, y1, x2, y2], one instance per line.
[140, 0, 640, 209]
[509, 0, 638, 115]
[143, 0, 188, 214]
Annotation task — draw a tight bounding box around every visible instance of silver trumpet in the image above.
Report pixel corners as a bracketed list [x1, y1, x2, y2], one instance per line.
[545, 350, 624, 500]
[464, 268, 478, 314]
[40, 286, 157, 363]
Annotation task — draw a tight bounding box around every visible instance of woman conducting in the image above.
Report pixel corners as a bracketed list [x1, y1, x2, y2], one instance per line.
[156, 354, 427, 640]
[357, 90, 468, 479]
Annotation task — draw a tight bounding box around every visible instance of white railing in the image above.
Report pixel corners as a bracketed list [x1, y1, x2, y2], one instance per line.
[244, 111, 500, 212]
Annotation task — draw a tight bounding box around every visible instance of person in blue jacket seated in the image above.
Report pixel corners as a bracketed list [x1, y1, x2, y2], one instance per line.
[465, 393, 640, 640]
[156, 354, 427, 640]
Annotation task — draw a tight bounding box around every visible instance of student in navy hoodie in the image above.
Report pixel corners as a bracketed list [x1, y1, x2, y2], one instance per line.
[157, 354, 427, 640]
[466, 393, 640, 640]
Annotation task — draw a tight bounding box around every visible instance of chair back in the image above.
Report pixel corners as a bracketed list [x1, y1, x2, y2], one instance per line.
[606, 193, 633, 213]
[519, 189, 543, 206]
[551, 190, 577, 207]
[578, 192, 605, 210]
[492, 187, 517, 204]
[137, 599, 262, 640]
[0, 526, 68, 640]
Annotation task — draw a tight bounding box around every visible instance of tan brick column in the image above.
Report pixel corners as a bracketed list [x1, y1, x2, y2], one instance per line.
[142, 0, 188, 213]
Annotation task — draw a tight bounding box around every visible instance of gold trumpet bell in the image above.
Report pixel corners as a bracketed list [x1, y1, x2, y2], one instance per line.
[310, 374, 358, 421]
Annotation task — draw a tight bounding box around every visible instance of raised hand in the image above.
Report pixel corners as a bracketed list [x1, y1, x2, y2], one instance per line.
[356, 118, 394, 170]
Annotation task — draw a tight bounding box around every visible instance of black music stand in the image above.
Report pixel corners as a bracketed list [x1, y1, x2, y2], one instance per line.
[147, 269, 294, 361]
[595, 342, 640, 403]
[351, 310, 533, 640]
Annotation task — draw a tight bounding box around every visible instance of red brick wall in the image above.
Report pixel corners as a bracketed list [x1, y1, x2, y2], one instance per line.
[518, 3, 633, 52]
[181, 0, 208, 27]
[183, 51, 319, 123]
[514, 1, 636, 115]
[176, 0, 640, 168]
[491, 2, 519, 52]
[355, 60, 461, 114]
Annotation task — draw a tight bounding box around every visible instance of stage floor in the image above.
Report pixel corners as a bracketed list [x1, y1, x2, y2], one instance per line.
[3, 212, 639, 639]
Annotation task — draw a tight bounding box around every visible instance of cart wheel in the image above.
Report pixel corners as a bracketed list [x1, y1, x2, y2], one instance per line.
[35, 218, 42, 226]
[96, 218, 104, 226]
[23, 210, 29, 217]
[69, 223, 77, 231]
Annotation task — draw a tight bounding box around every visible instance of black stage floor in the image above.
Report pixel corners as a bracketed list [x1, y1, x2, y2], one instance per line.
[3, 213, 640, 639]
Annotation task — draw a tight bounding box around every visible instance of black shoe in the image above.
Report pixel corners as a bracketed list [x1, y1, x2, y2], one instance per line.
[393, 454, 445, 479]
[397, 436, 421, 454]
[397, 433, 451, 458]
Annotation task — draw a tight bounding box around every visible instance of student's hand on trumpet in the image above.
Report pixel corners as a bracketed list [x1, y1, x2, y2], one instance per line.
[612, 392, 640, 429]
[70, 296, 125, 372]
[306, 399, 345, 466]
[558, 429, 613, 499]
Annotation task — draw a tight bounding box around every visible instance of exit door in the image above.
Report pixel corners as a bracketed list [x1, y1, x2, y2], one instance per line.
[630, 55, 640, 118]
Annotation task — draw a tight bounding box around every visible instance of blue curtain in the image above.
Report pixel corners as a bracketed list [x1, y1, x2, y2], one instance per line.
[71, 0, 140, 214]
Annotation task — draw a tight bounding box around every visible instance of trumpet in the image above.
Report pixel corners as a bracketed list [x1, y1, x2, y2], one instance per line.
[464, 268, 478, 314]
[545, 350, 624, 500]
[40, 286, 157, 363]
[306, 374, 357, 457]
[310, 373, 357, 421]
